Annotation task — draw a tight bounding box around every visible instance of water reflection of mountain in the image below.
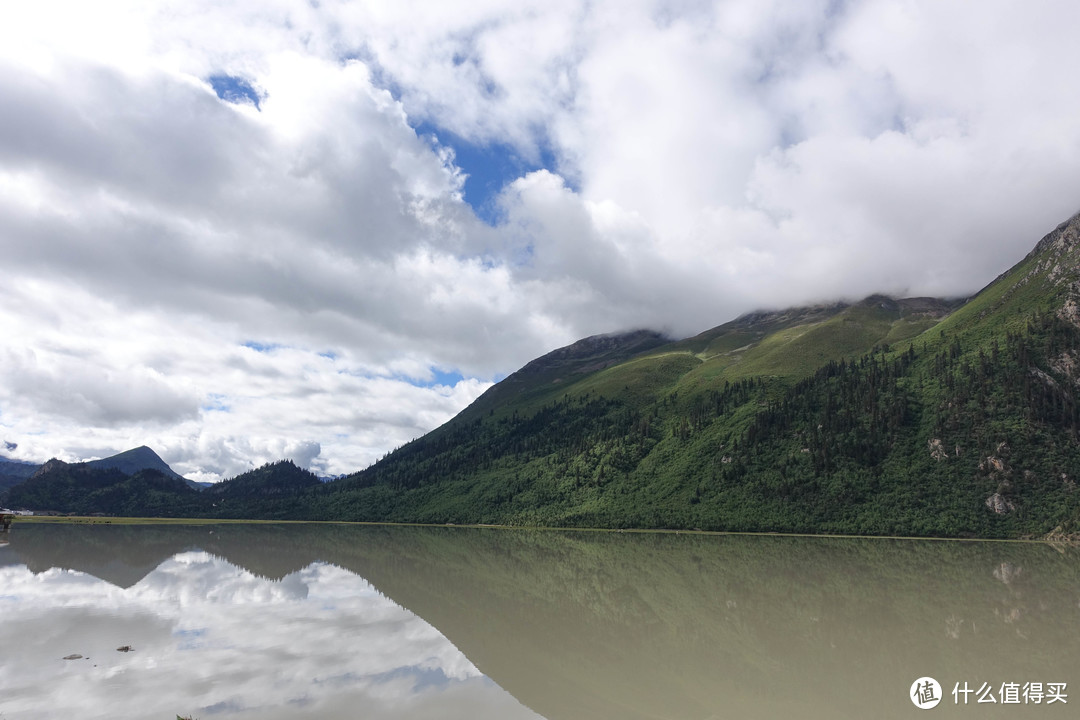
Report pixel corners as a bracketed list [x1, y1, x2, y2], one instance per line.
[6, 523, 328, 585]
[9, 523, 1080, 719]
[6, 523, 211, 587]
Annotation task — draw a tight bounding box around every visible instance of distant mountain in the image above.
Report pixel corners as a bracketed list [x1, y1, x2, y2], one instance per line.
[85, 446, 202, 490]
[0, 456, 321, 518]
[3, 459, 200, 516]
[0, 446, 201, 495]
[0, 457, 40, 492]
[0, 445, 204, 514]
[0, 456, 39, 474]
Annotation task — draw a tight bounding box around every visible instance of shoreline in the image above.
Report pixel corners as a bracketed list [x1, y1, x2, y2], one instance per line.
[10, 514, 1076, 544]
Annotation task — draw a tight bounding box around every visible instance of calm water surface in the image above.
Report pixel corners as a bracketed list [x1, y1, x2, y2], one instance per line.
[0, 523, 1077, 719]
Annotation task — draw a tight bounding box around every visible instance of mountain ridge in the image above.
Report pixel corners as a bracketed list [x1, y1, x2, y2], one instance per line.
[460, 329, 670, 421]
[84, 445, 185, 482]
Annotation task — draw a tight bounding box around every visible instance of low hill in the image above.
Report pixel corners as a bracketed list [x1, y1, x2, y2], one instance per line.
[197, 460, 324, 520]
[205, 460, 322, 498]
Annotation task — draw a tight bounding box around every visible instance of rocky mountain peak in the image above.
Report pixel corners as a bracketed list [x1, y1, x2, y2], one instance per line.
[1028, 211, 1080, 261]
[30, 458, 68, 480]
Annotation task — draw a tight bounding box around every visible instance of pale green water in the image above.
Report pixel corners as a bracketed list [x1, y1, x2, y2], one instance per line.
[0, 524, 1077, 719]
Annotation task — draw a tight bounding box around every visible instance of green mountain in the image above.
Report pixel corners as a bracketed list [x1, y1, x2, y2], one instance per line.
[3, 459, 200, 516]
[85, 445, 205, 491]
[0, 446, 204, 495]
[312, 213, 1080, 538]
[199, 460, 323, 518]
[204, 459, 322, 498]
[0, 458, 320, 518]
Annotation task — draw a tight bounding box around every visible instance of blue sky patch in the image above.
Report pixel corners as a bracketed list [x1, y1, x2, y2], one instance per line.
[370, 664, 455, 692]
[209, 75, 261, 110]
[414, 121, 560, 225]
[242, 341, 282, 353]
[174, 628, 208, 637]
[390, 368, 466, 389]
[429, 368, 465, 387]
[202, 394, 231, 413]
[335, 366, 469, 388]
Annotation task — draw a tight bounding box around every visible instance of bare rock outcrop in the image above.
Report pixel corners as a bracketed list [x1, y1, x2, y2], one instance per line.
[985, 493, 1016, 514]
[928, 438, 948, 461]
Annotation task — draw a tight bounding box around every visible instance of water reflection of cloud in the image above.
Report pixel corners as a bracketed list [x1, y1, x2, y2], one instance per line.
[0, 555, 541, 719]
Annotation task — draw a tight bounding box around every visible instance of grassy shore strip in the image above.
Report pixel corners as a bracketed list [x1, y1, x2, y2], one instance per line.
[10, 514, 1074, 543]
[14, 516, 307, 526]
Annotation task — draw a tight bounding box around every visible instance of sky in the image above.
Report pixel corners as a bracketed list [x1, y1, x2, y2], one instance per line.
[2, 0, 1080, 481]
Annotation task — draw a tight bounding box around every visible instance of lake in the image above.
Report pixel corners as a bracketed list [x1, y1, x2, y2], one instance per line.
[0, 523, 1077, 719]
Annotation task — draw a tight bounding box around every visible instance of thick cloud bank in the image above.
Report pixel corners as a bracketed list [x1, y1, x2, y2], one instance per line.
[2, 1, 1080, 478]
